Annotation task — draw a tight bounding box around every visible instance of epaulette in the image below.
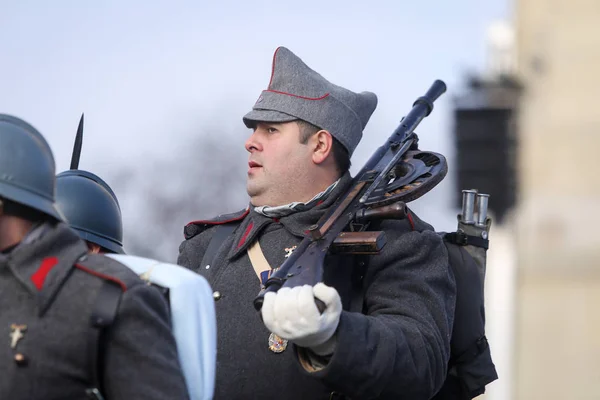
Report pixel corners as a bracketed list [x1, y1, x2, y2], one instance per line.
[184, 208, 249, 240]
[35, 253, 133, 317]
[74, 253, 150, 293]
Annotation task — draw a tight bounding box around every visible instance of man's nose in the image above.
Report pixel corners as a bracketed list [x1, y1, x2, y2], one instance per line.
[245, 131, 261, 153]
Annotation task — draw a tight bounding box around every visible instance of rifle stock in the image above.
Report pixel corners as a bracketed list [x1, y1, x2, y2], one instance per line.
[253, 80, 448, 312]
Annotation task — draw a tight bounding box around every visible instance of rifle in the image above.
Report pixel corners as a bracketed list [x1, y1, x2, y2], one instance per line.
[253, 80, 448, 312]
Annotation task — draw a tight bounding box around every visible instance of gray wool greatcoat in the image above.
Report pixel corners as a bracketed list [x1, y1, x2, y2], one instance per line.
[178, 172, 457, 400]
[0, 221, 190, 400]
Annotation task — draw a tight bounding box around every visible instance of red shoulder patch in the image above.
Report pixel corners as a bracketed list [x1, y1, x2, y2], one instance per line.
[74, 263, 127, 292]
[31, 257, 59, 290]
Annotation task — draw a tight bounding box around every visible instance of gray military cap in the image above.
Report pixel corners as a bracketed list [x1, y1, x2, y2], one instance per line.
[243, 47, 378, 157]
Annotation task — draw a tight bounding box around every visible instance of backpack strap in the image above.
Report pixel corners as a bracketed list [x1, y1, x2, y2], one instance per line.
[200, 222, 241, 270]
[444, 231, 489, 250]
[348, 255, 369, 313]
[60, 255, 125, 400]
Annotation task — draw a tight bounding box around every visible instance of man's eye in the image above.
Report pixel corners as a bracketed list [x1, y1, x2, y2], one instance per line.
[267, 127, 277, 133]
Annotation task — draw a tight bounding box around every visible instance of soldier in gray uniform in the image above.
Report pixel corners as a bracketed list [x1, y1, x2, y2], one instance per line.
[0, 114, 190, 399]
[178, 47, 456, 399]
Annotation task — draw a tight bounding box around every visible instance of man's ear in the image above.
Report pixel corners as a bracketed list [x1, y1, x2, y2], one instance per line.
[311, 130, 334, 165]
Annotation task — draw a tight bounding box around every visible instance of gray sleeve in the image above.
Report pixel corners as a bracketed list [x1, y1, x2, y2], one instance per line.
[102, 283, 191, 400]
[300, 229, 456, 400]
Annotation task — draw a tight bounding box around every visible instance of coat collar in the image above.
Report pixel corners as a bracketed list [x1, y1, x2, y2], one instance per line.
[0, 221, 89, 316]
[227, 172, 353, 260]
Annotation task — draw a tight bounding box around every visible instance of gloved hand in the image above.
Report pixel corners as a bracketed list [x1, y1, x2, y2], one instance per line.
[261, 283, 342, 356]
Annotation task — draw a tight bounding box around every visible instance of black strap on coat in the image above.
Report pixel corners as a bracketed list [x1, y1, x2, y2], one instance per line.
[85, 280, 123, 400]
[200, 223, 239, 269]
[444, 231, 489, 250]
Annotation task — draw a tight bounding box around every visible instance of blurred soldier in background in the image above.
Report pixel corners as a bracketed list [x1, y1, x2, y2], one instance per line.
[0, 113, 191, 399]
[54, 113, 218, 400]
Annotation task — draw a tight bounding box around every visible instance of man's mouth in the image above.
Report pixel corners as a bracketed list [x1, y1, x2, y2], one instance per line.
[248, 161, 262, 174]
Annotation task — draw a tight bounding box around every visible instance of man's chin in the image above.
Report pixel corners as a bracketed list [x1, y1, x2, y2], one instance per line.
[246, 186, 263, 206]
[248, 193, 273, 208]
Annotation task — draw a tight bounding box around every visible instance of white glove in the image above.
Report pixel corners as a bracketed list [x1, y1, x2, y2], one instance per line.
[261, 283, 342, 355]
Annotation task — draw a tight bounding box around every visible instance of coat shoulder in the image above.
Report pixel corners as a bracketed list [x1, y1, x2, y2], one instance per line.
[74, 253, 148, 292]
[178, 208, 248, 270]
[183, 207, 249, 240]
[375, 207, 448, 264]
[377, 206, 436, 238]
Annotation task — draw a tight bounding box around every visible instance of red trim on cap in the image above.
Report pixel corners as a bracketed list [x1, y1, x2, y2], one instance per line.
[75, 264, 127, 292]
[186, 208, 250, 228]
[237, 221, 254, 249]
[268, 47, 283, 89]
[407, 213, 415, 231]
[265, 47, 328, 101]
[265, 89, 329, 101]
[31, 257, 59, 290]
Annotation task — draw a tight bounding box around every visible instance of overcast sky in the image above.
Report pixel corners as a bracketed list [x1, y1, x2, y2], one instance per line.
[1, 0, 510, 247]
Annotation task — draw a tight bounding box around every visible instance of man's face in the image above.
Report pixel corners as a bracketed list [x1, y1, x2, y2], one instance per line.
[86, 241, 103, 254]
[245, 121, 312, 207]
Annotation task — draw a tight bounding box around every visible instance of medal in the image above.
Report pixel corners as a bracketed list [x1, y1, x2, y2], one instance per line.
[268, 332, 288, 353]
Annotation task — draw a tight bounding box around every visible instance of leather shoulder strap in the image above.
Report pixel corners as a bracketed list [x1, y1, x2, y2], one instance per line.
[247, 240, 272, 285]
[86, 278, 123, 399]
[200, 222, 240, 270]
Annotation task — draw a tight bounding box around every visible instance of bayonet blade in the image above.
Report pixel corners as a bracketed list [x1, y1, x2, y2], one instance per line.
[70, 113, 84, 170]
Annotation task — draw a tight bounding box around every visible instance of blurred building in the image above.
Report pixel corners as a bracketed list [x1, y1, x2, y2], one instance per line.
[514, 0, 600, 398]
[452, 2, 600, 399]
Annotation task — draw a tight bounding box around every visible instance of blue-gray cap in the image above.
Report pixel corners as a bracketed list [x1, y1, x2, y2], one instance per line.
[243, 47, 378, 157]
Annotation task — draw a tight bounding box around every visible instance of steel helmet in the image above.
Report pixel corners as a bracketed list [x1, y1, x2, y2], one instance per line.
[0, 114, 64, 221]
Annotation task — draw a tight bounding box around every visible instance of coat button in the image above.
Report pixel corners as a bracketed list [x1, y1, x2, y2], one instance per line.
[14, 353, 28, 366]
[213, 291, 222, 301]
